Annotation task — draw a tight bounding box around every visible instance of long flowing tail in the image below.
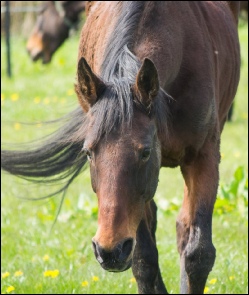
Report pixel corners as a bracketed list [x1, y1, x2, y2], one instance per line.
[1, 107, 88, 198]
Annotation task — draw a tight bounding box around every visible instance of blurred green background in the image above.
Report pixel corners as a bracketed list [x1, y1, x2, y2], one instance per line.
[1, 4, 248, 294]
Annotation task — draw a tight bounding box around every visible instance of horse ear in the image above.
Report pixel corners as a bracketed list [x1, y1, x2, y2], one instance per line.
[75, 57, 106, 112]
[134, 58, 159, 112]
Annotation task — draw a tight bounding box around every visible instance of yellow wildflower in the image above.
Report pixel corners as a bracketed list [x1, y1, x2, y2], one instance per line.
[130, 277, 136, 283]
[51, 270, 59, 278]
[1, 93, 5, 101]
[234, 152, 240, 158]
[67, 89, 74, 96]
[43, 269, 59, 278]
[14, 123, 21, 130]
[44, 270, 50, 277]
[92, 276, 99, 282]
[229, 276, 235, 281]
[2, 272, 10, 279]
[58, 58, 65, 66]
[34, 97, 41, 104]
[220, 153, 225, 159]
[81, 280, 89, 287]
[43, 254, 49, 261]
[14, 270, 23, 277]
[43, 97, 50, 105]
[242, 112, 248, 119]
[60, 98, 66, 105]
[11, 93, 19, 101]
[6, 286, 15, 293]
[204, 286, 209, 294]
[209, 278, 217, 284]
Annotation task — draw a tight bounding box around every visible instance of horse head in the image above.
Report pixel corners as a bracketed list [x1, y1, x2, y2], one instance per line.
[26, 1, 85, 64]
[75, 57, 163, 271]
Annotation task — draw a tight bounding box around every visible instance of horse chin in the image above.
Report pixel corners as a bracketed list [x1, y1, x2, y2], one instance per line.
[27, 49, 42, 62]
[42, 54, 52, 64]
[27, 48, 52, 64]
[100, 259, 132, 273]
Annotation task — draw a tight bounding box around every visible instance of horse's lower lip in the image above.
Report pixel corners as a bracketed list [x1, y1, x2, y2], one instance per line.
[28, 51, 51, 64]
[100, 259, 132, 272]
[29, 51, 42, 62]
[42, 56, 51, 64]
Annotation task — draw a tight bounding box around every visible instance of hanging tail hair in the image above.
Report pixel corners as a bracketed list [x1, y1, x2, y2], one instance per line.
[1, 106, 88, 199]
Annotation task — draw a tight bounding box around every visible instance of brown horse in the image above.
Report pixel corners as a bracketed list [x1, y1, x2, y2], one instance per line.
[1, 2, 240, 294]
[26, 1, 86, 64]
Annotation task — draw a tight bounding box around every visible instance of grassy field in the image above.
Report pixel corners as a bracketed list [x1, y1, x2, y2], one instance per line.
[1, 20, 248, 294]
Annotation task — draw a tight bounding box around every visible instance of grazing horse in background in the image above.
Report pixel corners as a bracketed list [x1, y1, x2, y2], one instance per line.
[1, 2, 240, 294]
[26, 1, 86, 64]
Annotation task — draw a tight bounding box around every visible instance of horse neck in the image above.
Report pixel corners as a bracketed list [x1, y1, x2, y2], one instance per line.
[78, 2, 184, 86]
[133, 2, 186, 88]
[78, 2, 123, 74]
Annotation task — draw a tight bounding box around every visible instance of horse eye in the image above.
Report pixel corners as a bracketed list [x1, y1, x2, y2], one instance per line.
[141, 148, 151, 161]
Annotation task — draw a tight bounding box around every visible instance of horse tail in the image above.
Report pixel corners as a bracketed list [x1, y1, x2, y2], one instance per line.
[1, 107, 87, 198]
[227, 1, 241, 25]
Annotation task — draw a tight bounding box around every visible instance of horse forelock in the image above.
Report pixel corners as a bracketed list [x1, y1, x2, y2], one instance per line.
[77, 46, 169, 148]
[93, 46, 138, 139]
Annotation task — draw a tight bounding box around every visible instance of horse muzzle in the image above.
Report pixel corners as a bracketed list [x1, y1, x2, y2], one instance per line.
[92, 238, 135, 272]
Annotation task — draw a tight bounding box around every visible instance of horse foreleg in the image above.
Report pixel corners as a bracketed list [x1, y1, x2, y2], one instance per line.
[132, 200, 168, 294]
[177, 141, 219, 293]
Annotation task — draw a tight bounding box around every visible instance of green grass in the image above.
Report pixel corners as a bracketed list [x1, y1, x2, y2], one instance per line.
[1, 21, 248, 294]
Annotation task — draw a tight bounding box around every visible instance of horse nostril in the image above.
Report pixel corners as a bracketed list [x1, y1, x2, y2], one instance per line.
[92, 239, 113, 264]
[116, 238, 134, 262]
[92, 239, 97, 254]
[122, 238, 133, 255]
[92, 238, 134, 266]
[92, 239, 103, 263]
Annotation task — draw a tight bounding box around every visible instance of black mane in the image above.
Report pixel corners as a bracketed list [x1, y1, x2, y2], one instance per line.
[85, 1, 169, 145]
[88, 2, 145, 142]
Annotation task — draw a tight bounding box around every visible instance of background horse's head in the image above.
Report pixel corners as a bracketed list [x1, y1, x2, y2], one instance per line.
[26, 1, 85, 64]
[75, 57, 167, 272]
